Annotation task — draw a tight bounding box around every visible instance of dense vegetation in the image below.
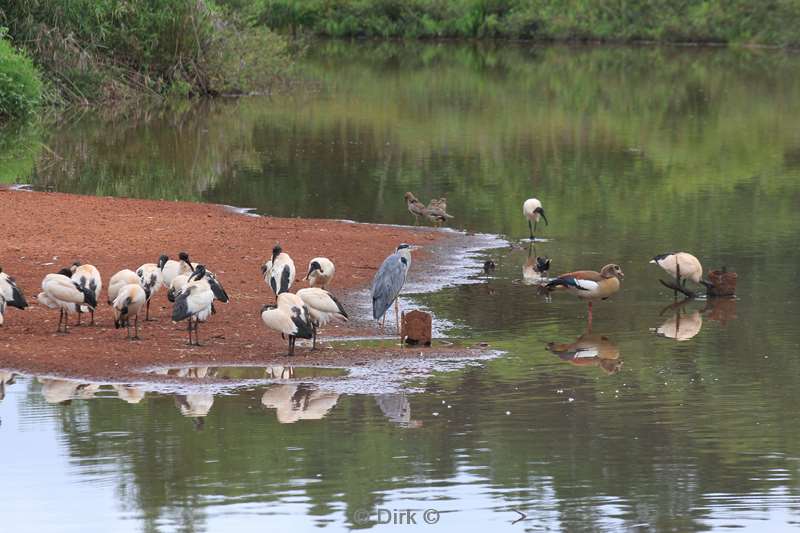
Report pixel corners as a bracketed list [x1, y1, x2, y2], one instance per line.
[0, 28, 42, 120]
[251, 0, 800, 46]
[0, 0, 292, 108]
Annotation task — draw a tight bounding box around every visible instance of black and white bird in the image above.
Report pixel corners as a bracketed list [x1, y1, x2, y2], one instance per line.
[650, 252, 703, 287]
[371, 243, 413, 334]
[137, 256, 167, 321]
[161, 252, 194, 289]
[171, 265, 229, 346]
[38, 270, 98, 333]
[107, 269, 143, 305]
[304, 257, 335, 289]
[296, 287, 348, 349]
[112, 283, 147, 340]
[0, 267, 28, 326]
[167, 273, 191, 303]
[523, 198, 549, 241]
[262, 244, 296, 296]
[260, 292, 314, 356]
[70, 262, 102, 325]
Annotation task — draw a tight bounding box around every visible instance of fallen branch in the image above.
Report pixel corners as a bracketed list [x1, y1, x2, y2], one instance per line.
[658, 278, 698, 299]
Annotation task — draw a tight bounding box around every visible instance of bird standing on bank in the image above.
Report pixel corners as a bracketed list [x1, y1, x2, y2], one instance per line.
[171, 265, 229, 346]
[262, 244, 296, 297]
[371, 243, 413, 334]
[304, 257, 335, 289]
[523, 198, 549, 241]
[112, 283, 147, 340]
[70, 262, 102, 325]
[107, 269, 143, 305]
[137, 256, 167, 321]
[261, 292, 314, 356]
[424, 197, 454, 227]
[404, 192, 428, 225]
[38, 270, 98, 333]
[296, 287, 348, 349]
[0, 267, 28, 325]
[161, 252, 194, 289]
[545, 263, 624, 327]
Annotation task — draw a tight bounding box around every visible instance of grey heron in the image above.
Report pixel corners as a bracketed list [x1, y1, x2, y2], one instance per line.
[371, 243, 413, 334]
[523, 198, 549, 240]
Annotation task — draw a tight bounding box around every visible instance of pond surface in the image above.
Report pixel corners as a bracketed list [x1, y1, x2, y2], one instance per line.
[3, 42, 800, 531]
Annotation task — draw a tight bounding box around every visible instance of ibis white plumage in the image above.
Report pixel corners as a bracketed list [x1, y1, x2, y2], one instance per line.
[296, 287, 348, 349]
[650, 252, 703, 286]
[107, 269, 143, 305]
[70, 262, 102, 325]
[112, 283, 147, 340]
[38, 270, 98, 333]
[523, 198, 549, 241]
[171, 265, 229, 346]
[161, 252, 194, 289]
[304, 257, 335, 289]
[260, 292, 314, 356]
[0, 267, 28, 326]
[167, 273, 191, 303]
[137, 256, 167, 320]
[262, 244, 296, 296]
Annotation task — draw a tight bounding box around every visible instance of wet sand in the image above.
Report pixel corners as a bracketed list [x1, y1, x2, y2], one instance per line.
[0, 190, 465, 381]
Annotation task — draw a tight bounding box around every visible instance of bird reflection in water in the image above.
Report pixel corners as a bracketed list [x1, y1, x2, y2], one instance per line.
[261, 383, 339, 423]
[546, 332, 622, 374]
[375, 393, 422, 428]
[172, 367, 217, 430]
[38, 378, 100, 404]
[654, 297, 737, 341]
[522, 243, 551, 286]
[0, 371, 16, 402]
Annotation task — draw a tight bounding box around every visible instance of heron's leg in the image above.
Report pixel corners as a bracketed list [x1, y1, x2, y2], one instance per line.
[394, 298, 401, 336]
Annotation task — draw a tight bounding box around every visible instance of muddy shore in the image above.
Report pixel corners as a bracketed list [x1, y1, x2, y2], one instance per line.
[0, 190, 472, 381]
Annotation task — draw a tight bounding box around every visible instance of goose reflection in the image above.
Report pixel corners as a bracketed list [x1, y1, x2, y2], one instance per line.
[0, 371, 16, 402]
[375, 393, 422, 428]
[546, 332, 622, 374]
[261, 383, 339, 423]
[38, 378, 100, 404]
[113, 384, 145, 404]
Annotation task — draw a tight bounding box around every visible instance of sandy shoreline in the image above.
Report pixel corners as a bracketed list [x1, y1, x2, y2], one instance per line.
[0, 190, 473, 381]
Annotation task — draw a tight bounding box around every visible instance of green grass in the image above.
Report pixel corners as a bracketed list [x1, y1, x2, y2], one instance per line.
[0, 28, 42, 121]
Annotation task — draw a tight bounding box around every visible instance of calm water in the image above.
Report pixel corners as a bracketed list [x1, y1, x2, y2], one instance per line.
[3, 42, 800, 531]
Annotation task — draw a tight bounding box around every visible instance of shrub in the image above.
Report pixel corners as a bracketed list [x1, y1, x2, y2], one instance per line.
[0, 28, 42, 120]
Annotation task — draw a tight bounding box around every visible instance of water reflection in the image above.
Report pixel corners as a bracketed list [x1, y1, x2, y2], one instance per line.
[38, 378, 99, 404]
[546, 331, 622, 374]
[261, 384, 339, 424]
[0, 371, 15, 401]
[112, 384, 146, 404]
[654, 298, 738, 341]
[374, 393, 422, 428]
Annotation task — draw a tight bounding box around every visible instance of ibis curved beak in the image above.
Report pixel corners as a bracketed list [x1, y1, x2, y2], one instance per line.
[535, 207, 549, 226]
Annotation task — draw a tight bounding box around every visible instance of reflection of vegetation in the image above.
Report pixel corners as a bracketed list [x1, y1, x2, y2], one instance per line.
[0, 120, 41, 183]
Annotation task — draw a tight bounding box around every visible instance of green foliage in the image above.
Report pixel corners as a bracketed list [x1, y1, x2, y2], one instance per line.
[251, 0, 800, 46]
[0, 27, 42, 120]
[0, 0, 292, 103]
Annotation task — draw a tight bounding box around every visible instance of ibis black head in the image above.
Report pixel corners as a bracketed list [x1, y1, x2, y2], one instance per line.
[483, 260, 496, 273]
[190, 264, 207, 281]
[305, 260, 321, 279]
[0, 266, 3, 274]
[158, 254, 169, 269]
[178, 251, 191, 264]
[261, 303, 277, 313]
[536, 256, 551, 273]
[70, 261, 81, 273]
[271, 245, 282, 263]
[82, 287, 97, 309]
[56, 268, 73, 277]
[534, 206, 549, 226]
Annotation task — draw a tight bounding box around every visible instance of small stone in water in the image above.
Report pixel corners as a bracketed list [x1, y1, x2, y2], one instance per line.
[568, 398, 574, 402]
[505, 411, 511, 415]
[432, 412, 439, 416]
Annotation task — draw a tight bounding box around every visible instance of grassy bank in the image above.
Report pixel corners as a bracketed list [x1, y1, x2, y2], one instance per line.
[0, 0, 293, 108]
[249, 0, 800, 47]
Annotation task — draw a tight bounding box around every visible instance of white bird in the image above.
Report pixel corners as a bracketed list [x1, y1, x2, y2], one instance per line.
[160, 252, 194, 289]
[113, 385, 145, 404]
[0, 267, 28, 326]
[296, 287, 348, 349]
[656, 309, 703, 341]
[137, 256, 166, 321]
[304, 257, 335, 289]
[38, 270, 98, 333]
[167, 273, 191, 303]
[171, 265, 229, 346]
[107, 269, 144, 304]
[262, 244, 296, 296]
[260, 292, 314, 356]
[523, 198, 549, 241]
[70, 262, 102, 325]
[261, 384, 339, 423]
[112, 283, 147, 340]
[650, 252, 703, 287]
[371, 243, 413, 334]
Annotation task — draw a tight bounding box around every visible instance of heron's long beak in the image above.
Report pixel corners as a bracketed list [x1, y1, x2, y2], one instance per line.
[536, 207, 549, 226]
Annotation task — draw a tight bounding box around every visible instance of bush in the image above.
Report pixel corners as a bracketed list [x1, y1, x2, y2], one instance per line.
[0, 28, 42, 120]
